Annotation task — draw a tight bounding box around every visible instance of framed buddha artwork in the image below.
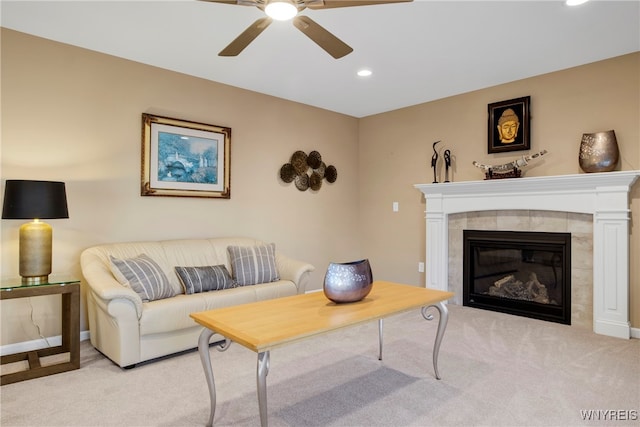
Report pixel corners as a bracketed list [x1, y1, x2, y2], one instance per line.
[487, 96, 530, 154]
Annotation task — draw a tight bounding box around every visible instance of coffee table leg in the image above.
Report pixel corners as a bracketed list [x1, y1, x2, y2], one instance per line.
[198, 328, 217, 427]
[257, 351, 270, 427]
[421, 301, 449, 380]
[378, 319, 384, 360]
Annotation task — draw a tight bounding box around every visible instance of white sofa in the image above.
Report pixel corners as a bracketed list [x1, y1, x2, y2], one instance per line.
[80, 237, 314, 368]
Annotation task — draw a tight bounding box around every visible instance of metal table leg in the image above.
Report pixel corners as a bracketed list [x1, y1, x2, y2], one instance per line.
[257, 351, 270, 427]
[378, 318, 384, 360]
[421, 301, 449, 380]
[198, 328, 216, 427]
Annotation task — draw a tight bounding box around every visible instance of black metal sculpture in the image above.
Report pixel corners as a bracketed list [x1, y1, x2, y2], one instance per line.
[443, 149, 451, 182]
[431, 141, 441, 183]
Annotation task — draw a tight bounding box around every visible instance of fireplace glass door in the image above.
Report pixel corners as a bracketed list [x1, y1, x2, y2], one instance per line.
[463, 230, 571, 324]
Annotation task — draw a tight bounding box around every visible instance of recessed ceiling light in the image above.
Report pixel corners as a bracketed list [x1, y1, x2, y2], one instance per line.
[357, 69, 372, 77]
[566, 0, 589, 6]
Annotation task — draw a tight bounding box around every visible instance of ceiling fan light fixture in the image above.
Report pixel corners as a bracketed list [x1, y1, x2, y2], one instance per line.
[265, 0, 298, 21]
[566, 0, 589, 5]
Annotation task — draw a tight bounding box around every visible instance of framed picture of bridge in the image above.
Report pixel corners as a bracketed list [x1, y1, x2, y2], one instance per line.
[141, 113, 231, 198]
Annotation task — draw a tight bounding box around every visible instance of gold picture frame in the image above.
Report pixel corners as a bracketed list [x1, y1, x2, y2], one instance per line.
[141, 114, 231, 198]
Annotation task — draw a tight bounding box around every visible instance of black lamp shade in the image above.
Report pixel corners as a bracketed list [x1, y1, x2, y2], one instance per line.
[2, 180, 69, 220]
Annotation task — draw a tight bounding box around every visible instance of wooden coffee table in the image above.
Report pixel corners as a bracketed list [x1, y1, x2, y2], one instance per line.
[190, 281, 454, 427]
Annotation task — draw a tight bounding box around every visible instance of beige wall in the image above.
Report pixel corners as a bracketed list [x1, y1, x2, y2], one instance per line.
[1, 29, 361, 344]
[358, 52, 640, 325]
[1, 29, 638, 346]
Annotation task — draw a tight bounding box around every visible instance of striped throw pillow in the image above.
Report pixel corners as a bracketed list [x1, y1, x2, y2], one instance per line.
[175, 265, 235, 294]
[109, 254, 176, 302]
[227, 243, 279, 286]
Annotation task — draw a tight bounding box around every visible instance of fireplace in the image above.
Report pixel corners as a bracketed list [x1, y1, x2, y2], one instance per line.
[463, 230, 571, 324]
[415, 171, 640, 338]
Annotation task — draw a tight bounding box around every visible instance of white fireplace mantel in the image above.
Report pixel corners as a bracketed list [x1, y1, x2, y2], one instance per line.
[415, 170, 640, 339]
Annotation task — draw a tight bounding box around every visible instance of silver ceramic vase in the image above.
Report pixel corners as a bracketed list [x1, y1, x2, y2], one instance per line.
[579, 130, 619, 173]
[323, 259, 373, 303]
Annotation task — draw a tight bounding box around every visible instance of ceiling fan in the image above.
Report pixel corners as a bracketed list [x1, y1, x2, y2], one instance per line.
[201, 0, 413, 59]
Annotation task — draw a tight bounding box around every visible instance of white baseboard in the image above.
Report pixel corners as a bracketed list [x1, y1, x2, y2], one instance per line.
[0, 330, 90, 356]
[631, 327, 640, 339]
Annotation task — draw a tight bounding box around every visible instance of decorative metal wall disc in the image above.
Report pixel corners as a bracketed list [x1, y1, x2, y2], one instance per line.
[279, 163, 296, 183]
[325, 165, 338, 183]
[314, 161, 326, 178]
[294, 173, 309, 191]
[309, 172, 323, 191]
[307, 151, 322, 169]
[280, 150, 337, 192]
[291, 151, 308, 175]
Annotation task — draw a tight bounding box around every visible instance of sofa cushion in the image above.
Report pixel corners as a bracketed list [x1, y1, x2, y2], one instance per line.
[175, 265, 235, 294]
[139, 280, 299, 336]
[227, 243, 279, 286]
[109, 254, 176, 302]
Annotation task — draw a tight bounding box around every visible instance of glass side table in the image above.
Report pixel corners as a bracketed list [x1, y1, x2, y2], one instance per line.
[1, 277, 81, 385]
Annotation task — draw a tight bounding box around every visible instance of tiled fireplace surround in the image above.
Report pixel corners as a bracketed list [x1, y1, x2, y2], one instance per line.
[415, 171, 640, 339]
[451, 210, 589, 327]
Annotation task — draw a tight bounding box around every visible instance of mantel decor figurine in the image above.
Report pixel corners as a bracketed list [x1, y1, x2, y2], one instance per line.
[430, 141, 441, 183]
[443, 149, 452, 182]
[429, 141, 454, 183]
[473, 149, 548, 180]
[579, 130, 619, 173]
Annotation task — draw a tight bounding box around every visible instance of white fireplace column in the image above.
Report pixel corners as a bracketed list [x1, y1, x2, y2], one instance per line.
[593, 186, 634, 338]
[415, 171, 640, 339]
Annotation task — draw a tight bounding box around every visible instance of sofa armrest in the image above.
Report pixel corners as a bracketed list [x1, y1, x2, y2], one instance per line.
[275, 253, 315, 294]
[80, 249, 144, 318]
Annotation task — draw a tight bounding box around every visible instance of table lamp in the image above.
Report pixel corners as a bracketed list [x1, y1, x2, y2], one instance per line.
[2, 180, 69, 284]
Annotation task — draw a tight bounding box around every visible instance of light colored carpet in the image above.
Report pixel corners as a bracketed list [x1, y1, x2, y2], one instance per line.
[1, 305, 638, 426]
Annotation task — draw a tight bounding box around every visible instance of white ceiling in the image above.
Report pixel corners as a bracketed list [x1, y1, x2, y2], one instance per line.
[2, 0, 639, 118]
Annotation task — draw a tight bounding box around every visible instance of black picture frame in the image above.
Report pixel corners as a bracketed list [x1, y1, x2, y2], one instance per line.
[487, 96, 530, 154]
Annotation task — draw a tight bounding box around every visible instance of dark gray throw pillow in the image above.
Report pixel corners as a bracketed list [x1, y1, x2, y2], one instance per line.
[174, 265, 235, 294]
[227, 243, 279, 286]
[109, 254, 175, 302]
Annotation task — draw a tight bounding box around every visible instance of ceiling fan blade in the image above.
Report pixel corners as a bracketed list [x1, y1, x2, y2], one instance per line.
[305, 0, 412, 9]
[199, 0, 258, 6]
[219, 17, 273, 56]
[293, 16, 353, 59]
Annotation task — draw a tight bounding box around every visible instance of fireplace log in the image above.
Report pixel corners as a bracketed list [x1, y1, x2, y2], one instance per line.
[489, 272, 550, 304]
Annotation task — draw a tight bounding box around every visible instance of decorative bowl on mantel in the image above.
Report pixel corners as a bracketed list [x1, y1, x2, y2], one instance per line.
[579, 130, 619, 173]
